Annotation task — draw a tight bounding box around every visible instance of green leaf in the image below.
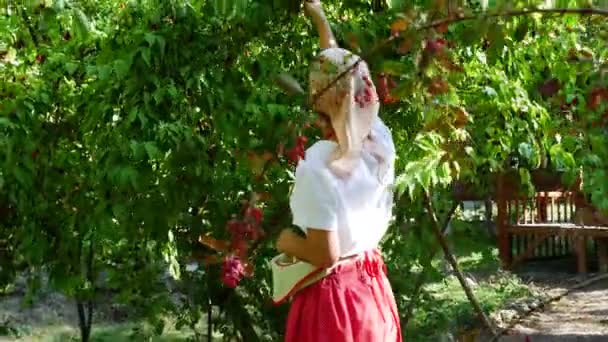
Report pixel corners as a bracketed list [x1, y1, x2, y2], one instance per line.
[274, 73, 304, 96]
[156, 36, 166, 58]
[113, 57, 133, 77]
[65, 62, 79, 75]
[486, 22, 505, 64]
[549, 144, 576, 171]
[12, 167, 30, 187]
[144, 33, 156, 47]
[513, 19, 529, 42]
[461, 20, 488, 46]
[144, 142, 160, 160]
[141, 48, 151, 67]
[0, 118, 13, 128]
[53, 0, 66, 11]
[127, 107, 139, 124]
[72, 8, 91, 39]
[382, 60, 409, 76]
[518, 142, 533, 160]
[482, 86, 497, 97]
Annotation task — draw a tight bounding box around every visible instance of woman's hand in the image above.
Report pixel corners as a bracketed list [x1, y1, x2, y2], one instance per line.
[303, 0, 337, 49]
[276, 229, 298, 255]
[304, 0, 323, 18]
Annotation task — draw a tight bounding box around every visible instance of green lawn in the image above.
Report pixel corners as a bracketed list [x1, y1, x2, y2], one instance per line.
[404, 219, 532, 341]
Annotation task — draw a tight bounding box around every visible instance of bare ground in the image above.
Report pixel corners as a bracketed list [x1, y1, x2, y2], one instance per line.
[0, 275, 196, 341]
[481, 258, 608, 342]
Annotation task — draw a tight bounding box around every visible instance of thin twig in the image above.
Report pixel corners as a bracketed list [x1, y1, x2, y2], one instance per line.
[420, 7, 608, 30]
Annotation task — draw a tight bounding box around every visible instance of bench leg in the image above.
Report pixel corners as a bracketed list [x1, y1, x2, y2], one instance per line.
[597, 238, 608, 273]
[575, 236, 588, 274]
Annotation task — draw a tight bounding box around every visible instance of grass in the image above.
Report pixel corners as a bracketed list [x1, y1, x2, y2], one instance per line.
[404, 219, 532, 341]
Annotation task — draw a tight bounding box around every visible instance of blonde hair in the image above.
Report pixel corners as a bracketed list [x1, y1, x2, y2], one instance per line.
[309, 48, 381, 177]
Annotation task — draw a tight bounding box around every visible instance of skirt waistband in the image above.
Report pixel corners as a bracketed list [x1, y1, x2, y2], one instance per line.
[330, 248, 385, 276]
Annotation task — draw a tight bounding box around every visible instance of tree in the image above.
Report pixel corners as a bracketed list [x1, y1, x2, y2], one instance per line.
[1, 0, 607, 341]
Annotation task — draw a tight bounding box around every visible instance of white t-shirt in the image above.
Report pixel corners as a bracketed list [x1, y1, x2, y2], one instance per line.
[289, 121, 396, 257]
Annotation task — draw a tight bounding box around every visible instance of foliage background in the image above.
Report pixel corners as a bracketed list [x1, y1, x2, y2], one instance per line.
[1, 0, 607, 340]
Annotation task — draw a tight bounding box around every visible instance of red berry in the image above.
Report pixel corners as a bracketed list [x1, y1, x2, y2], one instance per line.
[436, 23, 449, 34]
[232, 239, 249, 257]
[226, 219, 242, 234]
[539, 79, 560, 98]
[245, 207, 263, 224]
[427, 77, 449, 95]
[221, 256, 244, 288]
[424, 38, 447, 54]
[588, 88, 608, 110]
[383, 95, 397, 105]
[296, 135, 308, 146]
[377, 74, 394, 104]
[287, 145, 305, 165]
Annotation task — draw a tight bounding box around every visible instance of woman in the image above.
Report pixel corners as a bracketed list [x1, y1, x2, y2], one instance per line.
[275, 1, 402, 341]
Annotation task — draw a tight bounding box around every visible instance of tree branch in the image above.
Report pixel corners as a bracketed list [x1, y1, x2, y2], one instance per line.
[423, 190, 497, 335]
[420, 7, 608, 30]
[309, 7, 608, 108]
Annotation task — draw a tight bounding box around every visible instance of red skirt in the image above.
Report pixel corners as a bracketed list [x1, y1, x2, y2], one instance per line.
[285, 249, 402, 342]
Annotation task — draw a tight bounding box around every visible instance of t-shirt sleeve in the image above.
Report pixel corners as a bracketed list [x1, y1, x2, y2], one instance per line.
[289, 162, 338, 233]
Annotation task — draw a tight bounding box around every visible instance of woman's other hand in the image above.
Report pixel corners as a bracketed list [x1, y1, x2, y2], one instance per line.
[304, 0, 323, 18]
[276, 228, 340, 268]
[276, 229, 298, 255]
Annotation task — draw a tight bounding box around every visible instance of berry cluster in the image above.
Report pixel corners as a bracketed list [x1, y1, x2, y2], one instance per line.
[588, 87, 608, 111]
[221, 255, 245, 289]
[377, 73, 398, 105]
[220, 205, 264, 288]
[424, 37, 448, 55]
[354, 75, 377, 108]
[287, 135, 308, 165]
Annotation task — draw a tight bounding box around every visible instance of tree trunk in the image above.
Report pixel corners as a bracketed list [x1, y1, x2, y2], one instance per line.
[77, 300, 93, 342]
[77, 239, 95, 342]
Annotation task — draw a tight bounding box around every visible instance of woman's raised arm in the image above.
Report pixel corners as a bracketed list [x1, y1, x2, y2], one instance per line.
[304, 0, 338, 49]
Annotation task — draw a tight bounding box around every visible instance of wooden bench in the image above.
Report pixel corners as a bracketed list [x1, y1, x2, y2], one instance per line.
[495, 173, 608, 274]
[506, 223, 608, 273]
